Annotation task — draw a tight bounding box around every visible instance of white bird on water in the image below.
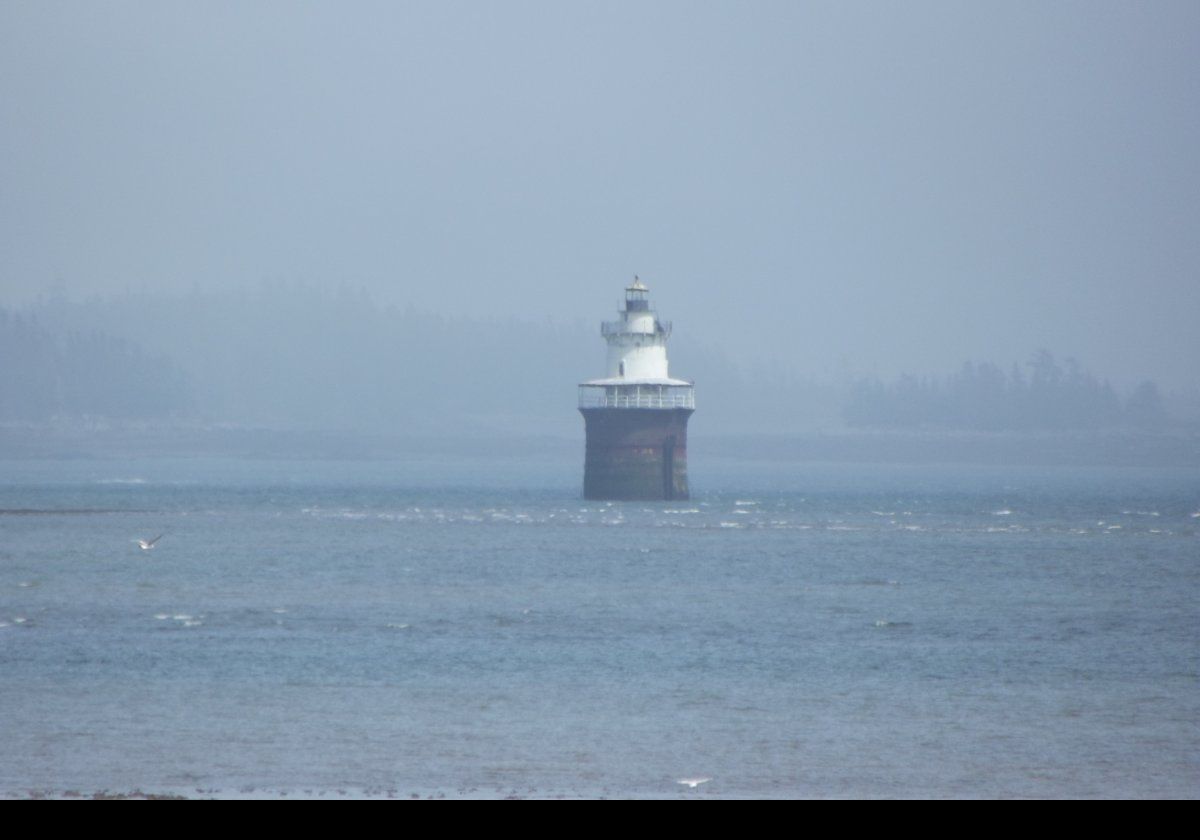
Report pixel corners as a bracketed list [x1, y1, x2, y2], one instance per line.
[677, 777, 711, 789]
[134, 534, 164, 551]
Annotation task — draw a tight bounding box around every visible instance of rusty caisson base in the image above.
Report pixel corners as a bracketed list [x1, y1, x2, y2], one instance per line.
[579, 407, 694, 501]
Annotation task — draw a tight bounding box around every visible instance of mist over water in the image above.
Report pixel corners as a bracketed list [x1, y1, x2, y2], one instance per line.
[2, 2, 1198, 399]
[1, 287, 1195, 446]
[1, 3, 1198, 798]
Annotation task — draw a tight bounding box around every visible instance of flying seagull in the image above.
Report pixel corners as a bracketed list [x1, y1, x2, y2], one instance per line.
[677, 777, 711, 789]
[134, 534, 165, 550]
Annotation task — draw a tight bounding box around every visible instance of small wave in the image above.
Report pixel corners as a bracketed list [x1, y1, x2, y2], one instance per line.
[718, 522, 744, 529]
[992, 509, 1013, 516]
[664, 508, 699, 514]
[303, 508, 371, 521]
[1, 508, 134, 516]
[734, 500, 759, 506]
[873, 620, 912, 628]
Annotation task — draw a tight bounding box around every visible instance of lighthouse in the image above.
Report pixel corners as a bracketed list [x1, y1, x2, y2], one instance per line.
[578, 278, 695, 500]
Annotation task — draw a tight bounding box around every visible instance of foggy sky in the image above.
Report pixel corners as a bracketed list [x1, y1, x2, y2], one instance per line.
[2, 1, 1197, 391]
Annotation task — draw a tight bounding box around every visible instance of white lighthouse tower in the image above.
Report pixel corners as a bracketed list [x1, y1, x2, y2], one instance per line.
[578, 278, 695, 500]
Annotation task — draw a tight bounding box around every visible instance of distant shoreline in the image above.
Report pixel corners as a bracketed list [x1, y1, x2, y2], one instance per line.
[1, 424, 1196, 469]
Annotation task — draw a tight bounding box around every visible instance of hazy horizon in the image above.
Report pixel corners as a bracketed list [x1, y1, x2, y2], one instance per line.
[2, 285, 1195, 450]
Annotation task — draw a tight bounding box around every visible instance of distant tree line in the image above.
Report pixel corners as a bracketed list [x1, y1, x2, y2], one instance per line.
[0, 309, 191, 422]
[0, 291, 1179, 435]
[844, 350, 1167, 431]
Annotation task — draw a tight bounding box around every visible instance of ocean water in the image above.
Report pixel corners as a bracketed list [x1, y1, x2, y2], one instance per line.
[1, 455, 1197, 798]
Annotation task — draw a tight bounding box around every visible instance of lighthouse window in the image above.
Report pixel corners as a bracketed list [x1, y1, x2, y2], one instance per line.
[619, 362, 625, 377]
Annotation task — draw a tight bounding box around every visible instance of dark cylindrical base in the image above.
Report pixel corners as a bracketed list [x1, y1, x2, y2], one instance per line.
[579, 407, 693, 500]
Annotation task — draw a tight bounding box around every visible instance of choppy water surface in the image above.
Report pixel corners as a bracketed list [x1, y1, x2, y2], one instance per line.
[1, 457, 1197, 798]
